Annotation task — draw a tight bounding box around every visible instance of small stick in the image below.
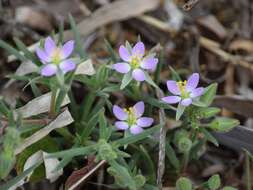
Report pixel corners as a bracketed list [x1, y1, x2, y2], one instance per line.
[156, 88, 167, 189]
[68, 160, 106, 190]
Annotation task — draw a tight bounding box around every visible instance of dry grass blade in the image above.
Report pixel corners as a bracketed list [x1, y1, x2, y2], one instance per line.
[14, 92, 70, 119]
[15, 109, 74, 155]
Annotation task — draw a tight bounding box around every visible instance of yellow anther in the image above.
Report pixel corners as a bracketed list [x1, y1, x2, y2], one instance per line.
[177, 80, 189, 98]
[130, 57, 140, 69]
[124, 107, 137, 126]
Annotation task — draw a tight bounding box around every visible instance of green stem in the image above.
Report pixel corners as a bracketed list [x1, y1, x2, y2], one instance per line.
[182, 151, 189, 174]
[56, 128, 74, 142]
[246, 152, 252, 190]
[49, 90, 57, 118]
[80, 92, 96, 121]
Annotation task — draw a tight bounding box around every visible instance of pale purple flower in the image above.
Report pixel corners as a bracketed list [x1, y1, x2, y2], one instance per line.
[113, 101, 154, 135]
[36, 37, 75, 77]
[162, 73, 204, 107]
[112, 41, 158, 81]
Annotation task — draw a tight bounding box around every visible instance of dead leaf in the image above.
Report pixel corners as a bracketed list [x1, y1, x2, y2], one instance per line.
[15, 6, 53, 32]
[75, 59, 95, 76]
[15, 109, 74, 155]
[42, 151, 63, 183]
[229, 39, 253, 53]
[65, 156, 96, 190]
[14, 92, 70, 119]
[197, 15, 227, 39]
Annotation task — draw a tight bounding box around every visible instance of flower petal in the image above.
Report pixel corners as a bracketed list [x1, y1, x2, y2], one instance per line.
[130, 125, 143, 135]
[181, 98, 192, 106]
[113, 62, 131, 73]
[132, 69, 145, 81]
[41, 64, 57, 77]
[133, 101, 144, 118]
[36, 47, 50, 63]
[119, 45, 131, 62]
[186, 73, 199, 92]
[162, 96, 181, 104]
[61, 40, 74, 59]
[115, 121, 129, 130]
[45, 37, 56, 55]
[141, 56, 158, 71]
[137, 117, 154, 127]
[166, 80, 181, 95]
[190, 87, 204, 98]
[113, 105, 128, 120]
[59, 59, 76, 73]
[132, 42, 145, 58]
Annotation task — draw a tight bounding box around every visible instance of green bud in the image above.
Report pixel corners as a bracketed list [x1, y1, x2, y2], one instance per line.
[199, 107, 221, 118]
[0, 152, 15, 179]
[98, 140, 117, 161]
[174, 129, 188, 146]
[178, 137, 192, 153]
[107, 167, 127, 188]
[176, 177, 192, 190]
[208, 174, 221, 190]
[209, 117, 239, 132]
[134, 174, 146, 188]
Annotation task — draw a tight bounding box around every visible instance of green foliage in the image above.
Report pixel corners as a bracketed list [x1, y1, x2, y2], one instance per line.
[0, 20, 242, 190]
[209, 117, 239, 132]
[176, 177, 192, 190]
[207, 174, 221, 190]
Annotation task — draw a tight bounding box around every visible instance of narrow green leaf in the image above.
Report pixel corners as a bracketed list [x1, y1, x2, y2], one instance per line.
[0, 40, 26, 62]
[69, 14, 86, 59]
[176, 103, 186, 121]
[169, 66, 181, 81]
[104, 39, 117, 62]
[199, 83, 217, 106]
[99, 109, 107, 139]
[114, 125, 160, 147]
[139, 145, 156, 184]
[13, 37, 40, 65]
[0, 161, 42, 190]
[165, 142, 180, 169]
[120, 72, 132, 90]
[48, 144, 96, 158]
[144, 71, 159, 89]
[208, 174, 221, 190]
[201, 128, 219, 147]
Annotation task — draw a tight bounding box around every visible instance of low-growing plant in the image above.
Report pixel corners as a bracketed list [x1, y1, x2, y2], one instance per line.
[0, 16, 241, 190]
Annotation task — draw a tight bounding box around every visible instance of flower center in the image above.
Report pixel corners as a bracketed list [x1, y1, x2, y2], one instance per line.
[130, 57, 140, 69]
[124, 107, 137, 126]
[177, 80, 190, 98]
[51, 48, 62, 64]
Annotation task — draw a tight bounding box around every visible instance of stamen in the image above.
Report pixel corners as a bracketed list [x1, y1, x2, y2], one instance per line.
[124, 107, 137, 126]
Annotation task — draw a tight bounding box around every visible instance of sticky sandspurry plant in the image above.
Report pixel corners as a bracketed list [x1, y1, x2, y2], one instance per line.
[0, 17, 241, 190]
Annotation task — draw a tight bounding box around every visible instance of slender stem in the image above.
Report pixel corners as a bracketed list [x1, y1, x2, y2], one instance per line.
[156, 88, 167, 190]
[49, 90, 57, 118]
[245, 152, 252, 190]
[182, 151, 189, 174]
[80, 92, 96, 121]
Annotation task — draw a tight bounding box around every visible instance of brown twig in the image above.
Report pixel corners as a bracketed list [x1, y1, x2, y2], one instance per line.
[156, 88, 167, 189]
